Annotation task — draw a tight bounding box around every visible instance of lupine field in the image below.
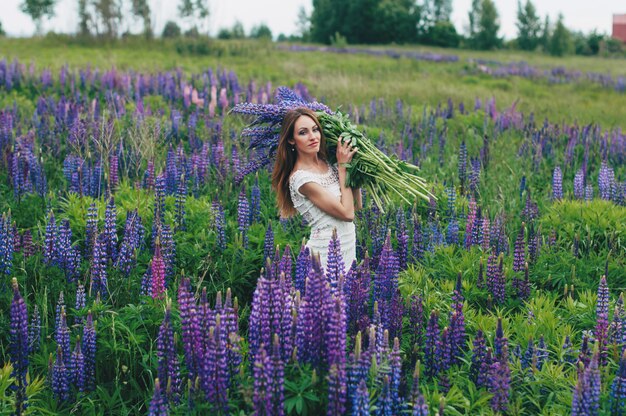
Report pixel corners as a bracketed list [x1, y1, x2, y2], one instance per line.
[1, 38, 625, 415]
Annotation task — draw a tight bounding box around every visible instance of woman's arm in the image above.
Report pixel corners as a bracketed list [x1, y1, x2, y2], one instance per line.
[299, 168, 355, 221]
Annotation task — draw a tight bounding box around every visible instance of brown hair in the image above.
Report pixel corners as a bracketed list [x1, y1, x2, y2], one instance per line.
[271, 107, 327, 218]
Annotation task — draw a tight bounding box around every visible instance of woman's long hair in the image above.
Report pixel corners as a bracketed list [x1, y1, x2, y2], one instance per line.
[272, 107, 327, 217]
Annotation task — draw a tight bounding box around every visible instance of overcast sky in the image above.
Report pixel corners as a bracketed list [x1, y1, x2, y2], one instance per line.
[1, 0, 621, 39]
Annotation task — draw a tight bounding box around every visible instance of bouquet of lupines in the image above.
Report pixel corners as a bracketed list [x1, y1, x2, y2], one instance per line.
[232, 87, 433, 210]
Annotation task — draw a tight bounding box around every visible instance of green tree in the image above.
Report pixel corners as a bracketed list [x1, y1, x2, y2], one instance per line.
[516, 0, 541, 50]
[131, 0, 152, 38]
[20, 0, 56, 34]
[179, 0, 209, 34]
[310, 0, 351, 44]
[475, 0, 501, 49]
[548, 13, 572, 56]
[540, 14, 550, 51]
[162, 21, 181, 38]
[94, 0, 122, 38]
[250, 23, 272, 40]
[466, 0, 480, 47]
[373, 0, 420, 44]
[77, 0, 91, 36]
[296, 6, 311, 41]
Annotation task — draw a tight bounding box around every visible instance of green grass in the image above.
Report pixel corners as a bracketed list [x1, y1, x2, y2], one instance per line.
[1, 37, 625, 128]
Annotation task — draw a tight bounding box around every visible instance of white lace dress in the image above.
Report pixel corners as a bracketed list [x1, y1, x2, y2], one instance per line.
[289, 164, 356, 273]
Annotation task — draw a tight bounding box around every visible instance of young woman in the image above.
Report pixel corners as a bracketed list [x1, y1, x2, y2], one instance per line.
[272, 107, 362, 273]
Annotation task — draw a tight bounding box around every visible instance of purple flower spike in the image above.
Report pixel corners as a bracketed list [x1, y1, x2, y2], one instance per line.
[10, 278, 29, 414]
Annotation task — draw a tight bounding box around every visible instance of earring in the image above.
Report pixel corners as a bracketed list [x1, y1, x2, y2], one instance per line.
[291, 146, 295, 152]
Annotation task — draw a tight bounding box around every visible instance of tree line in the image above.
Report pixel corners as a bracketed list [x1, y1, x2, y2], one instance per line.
[6, 0, 624, 56]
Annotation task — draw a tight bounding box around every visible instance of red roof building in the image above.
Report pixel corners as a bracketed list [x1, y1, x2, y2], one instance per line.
[613, 14, 626, 43]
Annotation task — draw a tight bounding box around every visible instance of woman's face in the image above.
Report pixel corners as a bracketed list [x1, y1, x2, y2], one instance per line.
[289, 115, 321, 156]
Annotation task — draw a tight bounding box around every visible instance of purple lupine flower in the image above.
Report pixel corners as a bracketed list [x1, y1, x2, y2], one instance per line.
[278, 245, 293, 281]
[464, 198, 477, 249]
[71, 337, 86, 392]
[574, 169, 585, 200]
[237, 187, 250, 248]
[374, 232, 402, 339]
[469, 157, 481, 194]
[151, 241, 166, 299]
[352, 379, 370, 416]
[521, 190, 539, 222]
[262, 224, 274, 263]
[0, 213, 14, 275]
[148, 378, 169, 416]
[572, 352, 601, 415]
[494, 317, 507, 361]
[408, 294, 424, 363]
[514, 262, 531, 299]
[521, 338, 536, 370]
[250, 175, 261, 224]
[487, 253, 506, 304]
[85, 202, 98, 258]
[56, 308, 71, 371]
[177, 277, 200, 383]
[585, 183, 594, 201]
[114, 210, 144, 276]
[424, 310, 440, 378]
[252, 346, 273, 416]
[577, 335, 592, 372]
[212, 198, 227, 250]
[595, 275, 609, 365]
[519, 175, 526, 201]
[295, 243, 311, 295]
[10, 278, 29, 414]
[44, 210, 59, 265]
[90, 234, 108, 299]
[52, 346, 71, 402]
[458, 141, 467, 191]
[412, 215, 424, 263]
[109, 153, 119, 190]
[478, 216, 490, 251]
[21, 229, 35, 258]
[470, 330, 488, 386]
[488, 346, 511, 413]
[611, 350, 626, 415]
[157, 300, 181, 404]
[552, 166, 563, 200]
[376, 375, 394, 416]
[476, 257, 485, 288]
[268, 335, 286, 416]
[55, 291, 65, 338]
[326, 229, 345, 292]
[411, 363, 429, 416]
[599, 161, 614, 200]
[104, 197, 118, 262]
[396, 209, 409, 270]
[536, 335, 549, 370]
[175, 174, 186, 232]
[513, 223, 526, 272]
[471, 207, 482, 249]
[446, 216, 459, 246]
[347, 255, 371, 340]
[82, 311, 97, 392]
[561, 335, 576, 364]
[28, 304, 41, 353]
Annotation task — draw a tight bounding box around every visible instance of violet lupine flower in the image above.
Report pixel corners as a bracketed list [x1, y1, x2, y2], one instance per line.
[159, 224, 175, 282]
[151, 241, 166, 300]
[561, 335, 576, 365]
[148, 378, 169, 416]
[109, 153, 119, 190]
[82, 311, 97, 392]
[519, 175, 526, 202]
[114, 210, 144, 276]
[396, 209, 409, 270]
[476, 257, 485, 289]
[611, 350, 626, 415]
[487, 253, 506, 304]
[572, 352, 601, 416]
[199, 317, 229, 412]
[250, 175, 261, 224]
[104, 197, 118, 262]
[85, 202, 98, 258]
[52, 346, 71, 402]
[278, 245, 293, 281]
[153, 174, 166, 230]
[595, 275, 609, 365]
[577, 335, 592, 372]
[237, 187, 250, 248]
[513, 223, 526, 273]
[327, 295, 348, 412]
[10, 278, 29, 414]
[177, 277, 200, 383]
[212, 198, 227, 250]
[55, 291, 66, 335]
[521, 190, 539, 222]
[44, 210, 59, 265]
[326, 229, 345, 292]
[599, 161, 614, 201]
[494, 317, 508, 362]
[552, 166, 563, 200]
[56, 308, 71, 370]
[446, 217, 459, 246]
[90, 234, 108, 299]
[175, 174, 186, 232]
[347, 255, 371, 340]
[21, 229, 35, 258]
[252, 346, 273, 416]
[28, 304, 41, 353]
[157, 300, 181, 404]
[408, 294, 424, 363]
[574, 169, 585, 200]
[536, 336, 549, 370]
[488, 346, 511, 413]
[470, 330, 488, 387]
[464, 198, 477, 249]
[263, 224, 274, 263]
[295, 243, 311, 295]
[412, 216, 424, 263]
[374, 232, 402, 339]
[585, 184, 594, 201]
[376, 375, 394, 416]
[471, 208, 482, 249]
[424, 310, 440, 379]
[458, 141, 467, 191]
[352, 379, 370, 416]
[71, 337, 86, 392]
[0, 213, 14, 275]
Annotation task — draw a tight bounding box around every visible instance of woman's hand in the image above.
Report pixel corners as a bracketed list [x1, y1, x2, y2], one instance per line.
[336, 137, 358, 165]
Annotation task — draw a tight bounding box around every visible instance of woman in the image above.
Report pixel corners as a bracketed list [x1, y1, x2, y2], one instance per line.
[272, 107, 362, 273]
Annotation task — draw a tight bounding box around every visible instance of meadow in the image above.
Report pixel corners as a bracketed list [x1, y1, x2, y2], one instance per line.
[0, 37, 625, 415]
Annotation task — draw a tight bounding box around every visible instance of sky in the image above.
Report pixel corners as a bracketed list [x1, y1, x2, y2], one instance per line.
[1, 0, 622, 40]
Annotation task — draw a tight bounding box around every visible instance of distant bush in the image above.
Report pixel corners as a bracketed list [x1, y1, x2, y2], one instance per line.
[0, 21, 5, 37]
[162, 21, 182, 38]
[424, 21, 461, 48]
[250, 23, 272, 40]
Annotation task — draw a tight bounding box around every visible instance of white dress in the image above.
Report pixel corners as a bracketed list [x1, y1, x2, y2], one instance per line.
[289, 164, 356, 273]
